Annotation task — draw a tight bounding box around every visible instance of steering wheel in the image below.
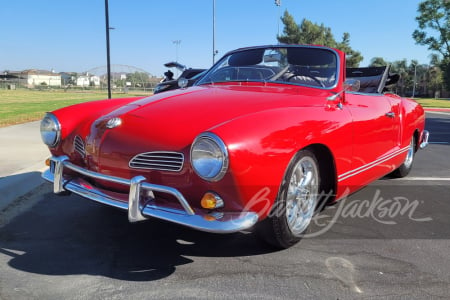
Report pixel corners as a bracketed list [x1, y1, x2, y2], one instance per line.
[286, 73, 325, 87]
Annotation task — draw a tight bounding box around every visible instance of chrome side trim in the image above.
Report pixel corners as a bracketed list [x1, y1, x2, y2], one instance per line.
[420, 130, 429, 149]
[42, 156, 258, 233]
[338, 146, 409, 182]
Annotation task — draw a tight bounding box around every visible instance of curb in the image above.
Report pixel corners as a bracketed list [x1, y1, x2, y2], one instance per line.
[424, 108, 450, 112]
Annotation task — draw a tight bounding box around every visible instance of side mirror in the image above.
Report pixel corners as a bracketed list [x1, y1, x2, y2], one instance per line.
[344, 79, 360, 92]
[178, 77, 189, 89]
[327, 79, 360, 101]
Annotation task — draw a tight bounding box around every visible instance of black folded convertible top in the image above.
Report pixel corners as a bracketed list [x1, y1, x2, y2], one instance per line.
[346, 66, 392, 94]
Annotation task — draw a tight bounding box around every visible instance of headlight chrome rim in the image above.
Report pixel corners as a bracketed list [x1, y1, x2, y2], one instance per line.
[191, 132, 229, 182]
[40, 113, 61, 147]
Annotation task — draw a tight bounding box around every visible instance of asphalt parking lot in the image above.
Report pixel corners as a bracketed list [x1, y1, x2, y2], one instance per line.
[0, 112, 449, 299]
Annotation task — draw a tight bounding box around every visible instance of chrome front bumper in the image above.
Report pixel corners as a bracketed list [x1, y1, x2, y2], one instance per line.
[42, 156, 258, 233]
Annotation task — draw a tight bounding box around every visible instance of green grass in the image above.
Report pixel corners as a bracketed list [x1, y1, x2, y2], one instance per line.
[1, 89, 448, 127]
[414, 98, 450, 108]
[0, 89, 152, 127]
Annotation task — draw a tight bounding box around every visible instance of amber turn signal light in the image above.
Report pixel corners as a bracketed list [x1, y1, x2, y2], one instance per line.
[200, 192, 224, 209]
[45, 158, 51, 166]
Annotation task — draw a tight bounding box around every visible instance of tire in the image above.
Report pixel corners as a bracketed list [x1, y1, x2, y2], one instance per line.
[257, 149, 320, 249]
[391, 136, 416, 178]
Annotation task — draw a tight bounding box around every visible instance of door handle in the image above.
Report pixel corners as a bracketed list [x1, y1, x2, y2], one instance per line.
[385, 112, 395, 118]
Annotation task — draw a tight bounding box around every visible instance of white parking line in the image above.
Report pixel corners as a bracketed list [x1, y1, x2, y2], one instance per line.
[426, 111, 450, 116]
[395, 177, 450, 181]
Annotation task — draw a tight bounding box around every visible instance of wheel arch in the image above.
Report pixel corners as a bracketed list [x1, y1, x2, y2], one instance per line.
[302, 143, 337, 206]
[256, 142, 338, 248]
[413, 129, 420, 152]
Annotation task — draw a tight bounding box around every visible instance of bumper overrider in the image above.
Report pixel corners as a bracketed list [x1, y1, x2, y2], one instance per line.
[420, 130, 429, 149]
[42, 156, 259, 233]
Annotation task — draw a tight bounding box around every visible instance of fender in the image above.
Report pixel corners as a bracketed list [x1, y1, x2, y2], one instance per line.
[210, 105, 353, 217]
[50, 97, 144, 154]
[401, 97, 425, 148]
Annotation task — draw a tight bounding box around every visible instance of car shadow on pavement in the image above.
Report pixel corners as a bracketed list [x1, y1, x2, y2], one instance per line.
[0, 186, 277, 282]
[0, 171, 45, 211]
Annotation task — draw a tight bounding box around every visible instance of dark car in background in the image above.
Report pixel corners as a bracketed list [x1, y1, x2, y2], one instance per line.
[154, 62, 206, 94]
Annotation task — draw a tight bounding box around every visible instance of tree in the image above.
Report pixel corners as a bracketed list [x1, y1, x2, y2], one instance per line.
[425, 54, 444, 97]
[366, 53, 444, 97]
[439, 57, 450, 93]
[277, 11, 363, 67]
[277, 11, 302, 44]
[412, 0, 450, 90]
[126, 72, 150, 87]
[369, 57, 389, 67]
[336, 32, 363, 67]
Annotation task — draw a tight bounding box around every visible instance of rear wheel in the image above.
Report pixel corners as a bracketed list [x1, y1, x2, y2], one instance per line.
[258, 149, 320, 249]
[391, 136, 416, 178]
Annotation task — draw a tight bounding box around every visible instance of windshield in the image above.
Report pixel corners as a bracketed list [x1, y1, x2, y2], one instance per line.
[196, 46, 338, 89]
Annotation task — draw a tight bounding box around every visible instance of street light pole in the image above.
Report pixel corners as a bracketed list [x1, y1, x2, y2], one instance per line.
[172, 40, 181, 77]
[412, 64, 417, 98]
[105, 0, 112, 99]
[213, 0, 216, 64]
[275, 0, 281, 39]
[173, 40, 181, 62]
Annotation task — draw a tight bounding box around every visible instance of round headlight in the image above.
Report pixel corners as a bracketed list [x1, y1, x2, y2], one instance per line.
[191, 132, 228, 182]
[40, 113, 61, 147]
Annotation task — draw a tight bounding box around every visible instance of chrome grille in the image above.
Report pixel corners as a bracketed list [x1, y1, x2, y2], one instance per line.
[74, 135, 86, 157]
[129, 151, 184, 172]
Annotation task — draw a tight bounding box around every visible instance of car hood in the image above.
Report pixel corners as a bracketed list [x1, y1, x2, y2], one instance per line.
[78, 83, 330, 176]
[104, 84, 328, 148]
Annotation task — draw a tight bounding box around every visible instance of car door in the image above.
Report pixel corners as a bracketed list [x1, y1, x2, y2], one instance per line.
[343, 92, 399, 185]
[385, 94, 403, 148]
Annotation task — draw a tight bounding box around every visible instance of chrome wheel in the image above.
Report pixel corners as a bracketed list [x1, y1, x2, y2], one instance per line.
[403, 138, 414, 169]
[285, 156, 319, 236]
[391, 135, 416, 178]
[256, 149, 322, 249]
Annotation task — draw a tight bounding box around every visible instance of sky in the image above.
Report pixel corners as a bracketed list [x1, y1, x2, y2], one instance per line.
[0, 0, 433, 77]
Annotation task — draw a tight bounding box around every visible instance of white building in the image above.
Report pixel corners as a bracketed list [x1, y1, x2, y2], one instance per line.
[76, 73, 100, 87]
[16, 69, 61, 88]
[76, 75, 90, 87]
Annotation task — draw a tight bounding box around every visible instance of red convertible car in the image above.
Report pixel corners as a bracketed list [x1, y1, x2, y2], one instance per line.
[41, 45, 429, 248]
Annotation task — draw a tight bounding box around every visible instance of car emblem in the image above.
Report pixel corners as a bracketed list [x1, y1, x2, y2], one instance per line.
[106, 117, 122, 129]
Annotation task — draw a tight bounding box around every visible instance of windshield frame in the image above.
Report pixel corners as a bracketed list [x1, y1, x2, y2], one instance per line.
[196, 45, 340, 90]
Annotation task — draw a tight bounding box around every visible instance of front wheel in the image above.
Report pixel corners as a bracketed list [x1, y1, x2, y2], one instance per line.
[391, 136, 416, 178]
[257, 149, 320, 249]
